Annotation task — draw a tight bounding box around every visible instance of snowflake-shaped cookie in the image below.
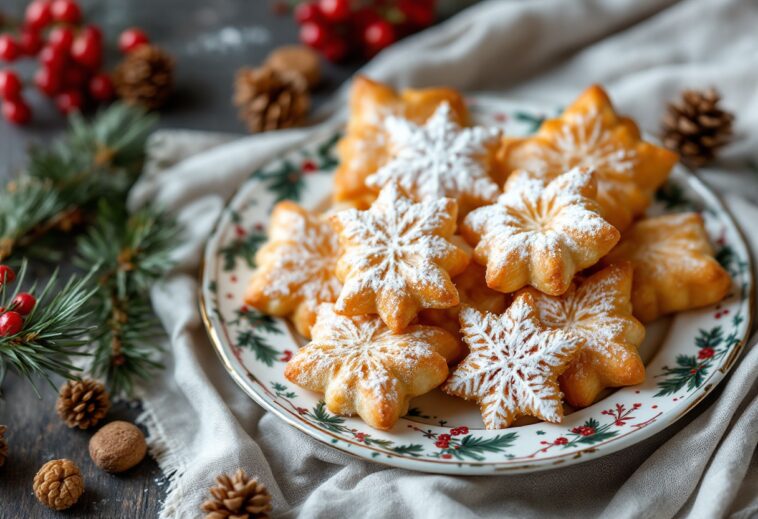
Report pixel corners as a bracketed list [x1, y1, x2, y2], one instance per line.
[366, 102, 501, 213]
[245, 201, 341, 338]
[443, 293, 581, 429]
[330, 183, 470, 332]
[462, 167, 620, 296]
[520, 263, 646, 408]
[285, 304, 459, 430]
[602, 212, 731, 322]
[502, 85, 678, 231]
[334, 76, 469, 209]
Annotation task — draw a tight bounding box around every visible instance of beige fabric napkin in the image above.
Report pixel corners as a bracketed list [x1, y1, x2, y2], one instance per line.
[129, 0, 758, 517]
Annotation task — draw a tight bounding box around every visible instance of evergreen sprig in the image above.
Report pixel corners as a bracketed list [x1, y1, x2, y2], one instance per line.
[75, 202, 180, 396]
[0, 261, 97, 395]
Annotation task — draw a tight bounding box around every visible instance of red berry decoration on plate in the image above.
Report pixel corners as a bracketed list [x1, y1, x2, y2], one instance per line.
[2, 98, 32, 125]
[0, 265, 16, 284]
[118, 28, 149, 54]
[0, 70, 22, 100]
[55, 89, 84, 114]
[51, 0, 82, 24]
[12, 293, 36, 316]
[88, 73, 114, 101]
[0, 35, 20, 62]
[0, 311, 24, 337]
[25, 0, 53, 31]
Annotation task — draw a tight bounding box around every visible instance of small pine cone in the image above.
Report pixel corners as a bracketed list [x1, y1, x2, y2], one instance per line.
[0, 425, 7, 467]
[33, 459, 85, 511]
[662, 88, 734, 167]
[56, 379, 111, 430]
[201, 468, 272, 519]
[233, 66, 310, 133]
[114, 44, 175, 110]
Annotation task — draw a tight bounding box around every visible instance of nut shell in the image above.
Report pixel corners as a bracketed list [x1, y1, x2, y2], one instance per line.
[33, 459, 84, 511]
[89, 421, 147, 473]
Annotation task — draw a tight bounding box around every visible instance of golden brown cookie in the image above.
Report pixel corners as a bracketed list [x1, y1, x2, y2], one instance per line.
[462, 167, 620, 296]
[601, 212, 731, 322]
[245, 201, 341, 338]
[521, 263, 646, 408]
[334, 76, 470, 209]
[330, 183, 470, 332]
[500, 85, 678, 231]
[285, 304, 460, 430]
[443, 293, 581, 429]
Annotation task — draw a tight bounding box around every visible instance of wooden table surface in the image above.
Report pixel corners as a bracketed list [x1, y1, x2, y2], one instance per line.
[0, 1, 360, 517]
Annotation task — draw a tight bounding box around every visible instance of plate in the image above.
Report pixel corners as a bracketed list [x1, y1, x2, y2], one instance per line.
[200, 96, 754, 475]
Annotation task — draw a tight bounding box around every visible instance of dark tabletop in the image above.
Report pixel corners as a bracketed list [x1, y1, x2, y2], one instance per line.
[0, 1, 362, 517]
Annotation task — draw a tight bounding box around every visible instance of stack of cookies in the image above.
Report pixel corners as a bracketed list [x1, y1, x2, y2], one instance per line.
[243, 77, 732, 431]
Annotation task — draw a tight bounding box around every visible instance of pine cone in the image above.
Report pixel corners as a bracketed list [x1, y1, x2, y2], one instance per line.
[114, 44, 175, 110]
[56, 378, 111, 430]
[33, 459, 85, 511]
[233, 66, 310, 133]
[662, 88, 734, 167]
[0, 425, 7, 467]
[201, 468, 272, 519]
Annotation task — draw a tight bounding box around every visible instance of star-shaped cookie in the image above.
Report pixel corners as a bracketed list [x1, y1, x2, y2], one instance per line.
[601, 212, 731, 322]
[462, 167, 620, 296]
[334, 76, 470, 209]
[285, 304, 460, 430]
[366, 102, 501, 215]
[501, 85, 678, 231]
[330, 183, 470, 332]
[520, 263, 646, 408]
[443, 293, 581, 429]
[245, 201, 341, 338]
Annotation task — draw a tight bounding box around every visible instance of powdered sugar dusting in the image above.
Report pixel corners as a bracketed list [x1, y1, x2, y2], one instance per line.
[366, 102, 501, 205]
[443, 295, 581, 429]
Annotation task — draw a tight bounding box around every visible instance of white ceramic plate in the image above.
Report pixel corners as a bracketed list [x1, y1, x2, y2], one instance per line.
[200, 97, 754, 475]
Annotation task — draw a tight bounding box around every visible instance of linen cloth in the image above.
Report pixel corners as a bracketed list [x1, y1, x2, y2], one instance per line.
[129, 0, 758, 517]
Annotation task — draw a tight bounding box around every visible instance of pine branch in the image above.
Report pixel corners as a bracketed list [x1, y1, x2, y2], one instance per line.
[0, 261, 98, 395]
[0, 103, 157, 262]
[75, 202, 181, 396]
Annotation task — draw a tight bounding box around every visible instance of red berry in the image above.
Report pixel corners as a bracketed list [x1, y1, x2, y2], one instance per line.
[55, 89, 83, 114]
[399, 0, 435, 27]
[0, 35, 20, 62]
[321, 37, 347, 62]
[34, 66, 61, 96]
[2, 98, 32, 125]
[0, 265, 16, 284]
[19, 29, 44, 56]
[51, 0, 82, 24]
[294, 2, 322, 24]
[118, 28, 149, 54]
[0, 311, 24, 336]
[71, 34, 102, 69]
[300, 21, 329, 49]
[88, 73, 114, 101]
[48, 26, 75, 52]
[319, 0, 351, 22]
[363, 20, 395, 54]
[12, 293, 36, 315]
[25, 0, 53, 31]
[39, 45, 66, 70]
[63, 65, 89, 89]
[82, 25, 103, 43]
[0, 71, 22, 100]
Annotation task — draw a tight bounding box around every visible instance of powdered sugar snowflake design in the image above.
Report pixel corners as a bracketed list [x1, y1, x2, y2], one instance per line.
[257, 205, 341, 314]
[330, 183, 468, 331]
[443, 294, 581, 429]
[463, 167, 619, 295]
[522, 107, 637, 176]
[366, 102, 501, 206]
[285, 304, 455, 429]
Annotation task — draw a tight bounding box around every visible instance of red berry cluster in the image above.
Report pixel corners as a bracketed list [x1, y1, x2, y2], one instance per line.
[294, 0, 436, 62]
[0, 265, 37, 337]
[0, 0, 151, 125]
[570, 425, 596, 437]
